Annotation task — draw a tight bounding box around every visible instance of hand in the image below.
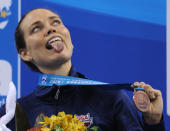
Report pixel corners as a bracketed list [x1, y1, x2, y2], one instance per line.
[133, 82, 163, 124]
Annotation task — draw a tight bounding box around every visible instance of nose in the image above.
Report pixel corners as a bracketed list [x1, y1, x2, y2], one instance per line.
[47, 29, 56, 35]
[45, 28, 56, 36]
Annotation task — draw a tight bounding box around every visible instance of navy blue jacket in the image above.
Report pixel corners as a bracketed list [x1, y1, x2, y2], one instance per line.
[0, 67, 165, 131]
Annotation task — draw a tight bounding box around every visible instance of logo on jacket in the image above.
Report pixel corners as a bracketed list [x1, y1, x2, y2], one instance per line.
[41, 75, 47, 85]
[0, 0, 12, 29]
[76, 113, 93, 128]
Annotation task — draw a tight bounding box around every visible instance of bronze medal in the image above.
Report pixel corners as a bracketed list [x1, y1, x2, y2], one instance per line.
[133, 90, 150, 112]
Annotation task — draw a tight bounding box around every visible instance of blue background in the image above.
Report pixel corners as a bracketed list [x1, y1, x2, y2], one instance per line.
[0, 0, 18, 99]
[19, 0, 168, 130]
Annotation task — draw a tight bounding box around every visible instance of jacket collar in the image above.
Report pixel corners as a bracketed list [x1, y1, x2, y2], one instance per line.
[34, 66, 86, 98]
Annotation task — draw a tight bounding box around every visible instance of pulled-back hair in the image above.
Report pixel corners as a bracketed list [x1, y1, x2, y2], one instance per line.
[15, 8, 57, 72]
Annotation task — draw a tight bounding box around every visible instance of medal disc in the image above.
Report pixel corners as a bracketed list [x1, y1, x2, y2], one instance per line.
[133, 91, 150, 112]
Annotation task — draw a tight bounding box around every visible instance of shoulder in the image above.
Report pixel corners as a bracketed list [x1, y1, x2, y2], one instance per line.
[76, 85, 132, 108]
[17, 91, 37, 109]
[74, 71, 131, 103]
[77, 84, 129, 98]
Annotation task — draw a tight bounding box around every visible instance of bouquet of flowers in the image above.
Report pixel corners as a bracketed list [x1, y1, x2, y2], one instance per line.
[26, 111, 98, 131]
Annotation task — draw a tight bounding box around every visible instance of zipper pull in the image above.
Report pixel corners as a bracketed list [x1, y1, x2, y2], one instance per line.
[54, 86, 61, 100]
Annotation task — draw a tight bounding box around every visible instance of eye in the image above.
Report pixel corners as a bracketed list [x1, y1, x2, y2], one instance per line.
[32, 26, 40, 33]
[52, 20, 61, 26]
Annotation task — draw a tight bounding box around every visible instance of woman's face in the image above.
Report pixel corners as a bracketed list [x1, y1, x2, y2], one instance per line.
[20, 9, 73, 69]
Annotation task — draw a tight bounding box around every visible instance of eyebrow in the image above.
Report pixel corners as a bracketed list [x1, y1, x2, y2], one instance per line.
[31, 21, 40, 26]
[30, 21, 41, 29]
[29, 16, 60, 29]
[48, 16, 60, 20]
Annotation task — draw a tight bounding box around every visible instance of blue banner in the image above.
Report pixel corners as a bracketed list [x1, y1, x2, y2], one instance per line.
[0, 0, 19, 107]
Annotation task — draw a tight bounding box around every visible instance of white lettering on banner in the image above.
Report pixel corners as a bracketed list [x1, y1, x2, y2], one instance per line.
[167, 0, 170, 116]
[0, 60, 12, 107]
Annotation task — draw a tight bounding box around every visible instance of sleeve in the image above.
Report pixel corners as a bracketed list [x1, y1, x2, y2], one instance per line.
[142, 115, 165, 131]
[113, 90, 143, 131]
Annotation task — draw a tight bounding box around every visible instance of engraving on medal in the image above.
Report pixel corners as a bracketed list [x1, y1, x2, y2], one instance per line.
[133, 90, 150, 112]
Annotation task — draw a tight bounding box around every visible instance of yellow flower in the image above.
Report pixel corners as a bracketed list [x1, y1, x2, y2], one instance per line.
[39, 116, 51, 127]
[49, 115, 58, 129]
[41, 127, 51, 131]
[39, 111, 87, 131]
[58, 111, 66, 117]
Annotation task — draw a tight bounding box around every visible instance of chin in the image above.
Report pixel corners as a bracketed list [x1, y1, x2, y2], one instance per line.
[54, 56, 71, 65]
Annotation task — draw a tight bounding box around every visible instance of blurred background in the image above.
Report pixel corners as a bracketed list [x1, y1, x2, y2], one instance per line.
[0, 0, 168, 130]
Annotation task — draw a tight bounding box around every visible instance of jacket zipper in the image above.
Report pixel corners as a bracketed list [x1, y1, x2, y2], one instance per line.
[54, 86, 61, 100]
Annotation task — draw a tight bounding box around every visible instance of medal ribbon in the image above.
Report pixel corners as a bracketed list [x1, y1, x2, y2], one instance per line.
[38, 74, 144, 91]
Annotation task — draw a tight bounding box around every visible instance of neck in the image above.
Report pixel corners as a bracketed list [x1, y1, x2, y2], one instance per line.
[38, 60, 72, 76]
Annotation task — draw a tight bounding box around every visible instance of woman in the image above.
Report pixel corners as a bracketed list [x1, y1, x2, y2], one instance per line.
[0, 8, 165, 131]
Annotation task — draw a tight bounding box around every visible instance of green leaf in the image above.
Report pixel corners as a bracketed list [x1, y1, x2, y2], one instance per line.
[55, 124, 60, 128]
[55, 125, 63, 131]
[55, 128, 63, 131]
[90, 126, 99, 131]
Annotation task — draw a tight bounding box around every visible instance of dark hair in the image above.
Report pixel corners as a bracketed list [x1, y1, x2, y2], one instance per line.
[15, 8, 56, 72]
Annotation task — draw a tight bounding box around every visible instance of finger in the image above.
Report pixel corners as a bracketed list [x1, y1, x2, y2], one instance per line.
[133, 82, 146, 87]
[152, 89, 162, 98]
[142, 84, 161, 100]
[139, 82, 145, 86]
[142, 84, 155, 99]
[132, 82, 140, 87]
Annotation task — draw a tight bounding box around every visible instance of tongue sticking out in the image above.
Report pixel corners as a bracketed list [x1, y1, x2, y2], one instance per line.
[51, 42, 64, 53]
